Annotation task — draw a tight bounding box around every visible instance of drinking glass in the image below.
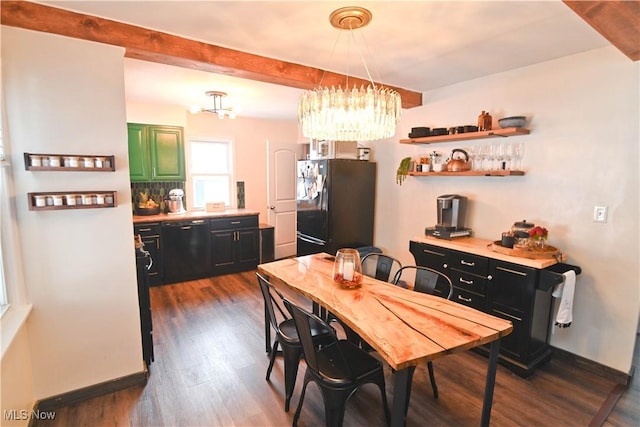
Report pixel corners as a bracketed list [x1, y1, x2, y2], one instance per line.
[505, 143, 515, 170]
[495, 144, 506, 170]
[477, 144, 488, 170]
[466, 146, 477, 171]
[513, 142, 525, 170]
[487, 144, 498, 170]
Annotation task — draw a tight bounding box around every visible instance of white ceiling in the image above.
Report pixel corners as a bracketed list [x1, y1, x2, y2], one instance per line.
[42, 1, 611, 119]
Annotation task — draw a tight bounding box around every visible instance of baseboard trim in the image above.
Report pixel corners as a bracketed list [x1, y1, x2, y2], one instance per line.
[588, 382, 628, 427]
[32, 370, 148, 413]
[551, 346, 633, 385]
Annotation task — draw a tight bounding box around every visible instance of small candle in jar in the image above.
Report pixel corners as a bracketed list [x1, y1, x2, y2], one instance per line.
[343, 261, 354, 282]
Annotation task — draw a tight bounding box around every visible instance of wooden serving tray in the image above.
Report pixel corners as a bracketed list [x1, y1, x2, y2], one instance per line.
[489, 241, 561, 259]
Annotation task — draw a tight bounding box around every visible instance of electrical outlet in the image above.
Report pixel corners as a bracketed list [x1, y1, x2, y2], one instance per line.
[593, 206, 608, 223]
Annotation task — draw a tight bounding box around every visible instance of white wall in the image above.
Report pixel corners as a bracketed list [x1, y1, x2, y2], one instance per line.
[369, 46, 639, 373]
[3, 28, 143, 399]
[1, 326, 34, 427]
[185, 113, 299, 222]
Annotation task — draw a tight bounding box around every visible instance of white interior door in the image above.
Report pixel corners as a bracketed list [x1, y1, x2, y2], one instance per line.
[267, 140, 301, 259]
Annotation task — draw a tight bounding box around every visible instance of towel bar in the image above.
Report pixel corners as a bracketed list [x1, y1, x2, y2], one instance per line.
[538, 263, 581, 291]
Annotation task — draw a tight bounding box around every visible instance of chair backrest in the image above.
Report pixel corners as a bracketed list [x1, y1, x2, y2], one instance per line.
[256, 272, 290, 332]
[283, 299, 339, 374]
[361, 253, 402, 283]
[392, 266, 453, 299]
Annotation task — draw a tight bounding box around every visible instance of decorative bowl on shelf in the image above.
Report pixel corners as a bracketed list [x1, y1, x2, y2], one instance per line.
[498, 116, 527, 128]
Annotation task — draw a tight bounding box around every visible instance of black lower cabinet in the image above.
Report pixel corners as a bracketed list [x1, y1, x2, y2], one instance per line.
[485, 260, 552, 376]
[162, 219, 211, 283]
[135, 250, 154, 368]
[410, 240, 579, 378]
[134, 215, 261, 285]
[259, 224, 275, 263]
[210, 216, 259, 275]
[134, 223, 163, 286]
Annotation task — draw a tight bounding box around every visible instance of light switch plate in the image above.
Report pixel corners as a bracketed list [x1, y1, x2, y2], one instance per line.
[593, 206, 608, 223]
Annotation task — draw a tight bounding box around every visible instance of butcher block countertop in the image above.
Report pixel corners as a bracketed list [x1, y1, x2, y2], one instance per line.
[413, 235, 567, 269]
[133, 209, 260, 224]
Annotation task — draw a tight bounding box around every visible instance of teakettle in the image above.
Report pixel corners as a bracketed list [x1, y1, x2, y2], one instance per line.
[446, 149, 471, 172]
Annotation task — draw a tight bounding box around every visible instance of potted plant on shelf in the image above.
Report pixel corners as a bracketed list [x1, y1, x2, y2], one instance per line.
[396, 157, 412, 185]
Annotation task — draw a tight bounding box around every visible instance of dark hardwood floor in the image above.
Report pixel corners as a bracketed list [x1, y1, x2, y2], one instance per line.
[36, 271, 638, 426]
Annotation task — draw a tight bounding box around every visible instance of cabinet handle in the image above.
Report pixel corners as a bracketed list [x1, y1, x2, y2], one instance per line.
[460, 260, 475, 266]
[423, 249, 445, 256]
[459, 278, 473, 285]
[138, 227, 152, 232]
[192, 220, 205, 224]
[181, 226, 191, 230]
[443, 263, 448, 269]
[231, 221, 241, 224]
[496, 266, 527, 276]
[493, 309, 522, 322]
[487, 275, 493, 280]
[457, 295, 472, 303]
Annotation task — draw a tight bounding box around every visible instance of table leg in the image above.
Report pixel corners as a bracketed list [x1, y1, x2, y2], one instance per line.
[481, 340, 501, 427]
[391, 366, 416, 427]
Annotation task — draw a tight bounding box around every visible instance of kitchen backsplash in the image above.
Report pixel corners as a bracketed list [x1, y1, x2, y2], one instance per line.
[131, 181, 185, 212]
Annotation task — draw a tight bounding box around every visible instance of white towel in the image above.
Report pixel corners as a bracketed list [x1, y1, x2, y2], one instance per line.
[552, 270, 576, 328]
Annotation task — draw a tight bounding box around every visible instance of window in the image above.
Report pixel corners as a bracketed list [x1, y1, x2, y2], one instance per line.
[187, 138, 234, 210]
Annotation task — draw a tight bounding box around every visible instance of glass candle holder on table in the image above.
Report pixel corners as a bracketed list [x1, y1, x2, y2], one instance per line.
[332, 248, 363, 289]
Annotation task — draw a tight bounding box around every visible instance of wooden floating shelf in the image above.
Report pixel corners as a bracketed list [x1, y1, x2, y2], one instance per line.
[24, 153, 115, 171]
[409, 170, 525, 177]
[28, 191, 118, 211]
[400, 127, 530, 144]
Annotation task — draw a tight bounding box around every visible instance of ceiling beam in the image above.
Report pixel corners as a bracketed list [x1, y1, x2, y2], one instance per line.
[563, 1, 640, 61]
[0, 1, 423, 109]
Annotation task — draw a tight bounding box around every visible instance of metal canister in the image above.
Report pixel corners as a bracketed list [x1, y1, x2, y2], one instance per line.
[511, 220, 535, 249]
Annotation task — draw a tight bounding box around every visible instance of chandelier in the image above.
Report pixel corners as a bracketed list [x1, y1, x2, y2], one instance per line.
[190, 91, 236, 119]
[298, 7, 402, 142]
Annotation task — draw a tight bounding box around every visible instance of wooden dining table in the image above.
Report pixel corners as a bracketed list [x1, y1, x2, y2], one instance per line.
[258, 253, 513, 427]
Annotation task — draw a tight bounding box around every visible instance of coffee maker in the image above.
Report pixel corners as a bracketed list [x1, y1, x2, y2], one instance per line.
[426, 194, 471, 239]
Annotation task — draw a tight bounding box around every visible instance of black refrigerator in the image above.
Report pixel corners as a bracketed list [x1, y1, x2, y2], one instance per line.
[297, 159, 376, 256]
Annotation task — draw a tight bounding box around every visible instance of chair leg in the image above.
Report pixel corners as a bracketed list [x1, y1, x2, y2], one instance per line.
[293, 371, 313, 427]
[375, 377, 391, 425]
[281, 345, 303, 412]
[427, 361, 439, 399]
[266, 340, 279, 381]
[321, 387, 353, 427]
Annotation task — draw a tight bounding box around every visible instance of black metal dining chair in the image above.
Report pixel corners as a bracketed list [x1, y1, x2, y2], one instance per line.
[283, 299, 390, 427]
[256, 273, 333, 412]
[392, 265, 453, 399]
[361, 252, 402, 283]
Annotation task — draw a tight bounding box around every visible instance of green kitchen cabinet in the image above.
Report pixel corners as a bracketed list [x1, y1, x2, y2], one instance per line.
[128, 123, 185, 182]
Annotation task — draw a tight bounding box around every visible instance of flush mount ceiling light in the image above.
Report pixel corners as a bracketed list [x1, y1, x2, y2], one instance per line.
[298, 6, 402, 142]
[190, 91, 236, 119]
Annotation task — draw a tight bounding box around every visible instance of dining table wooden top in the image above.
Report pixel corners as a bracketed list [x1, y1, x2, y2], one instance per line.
[258, 253, 513, 371]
